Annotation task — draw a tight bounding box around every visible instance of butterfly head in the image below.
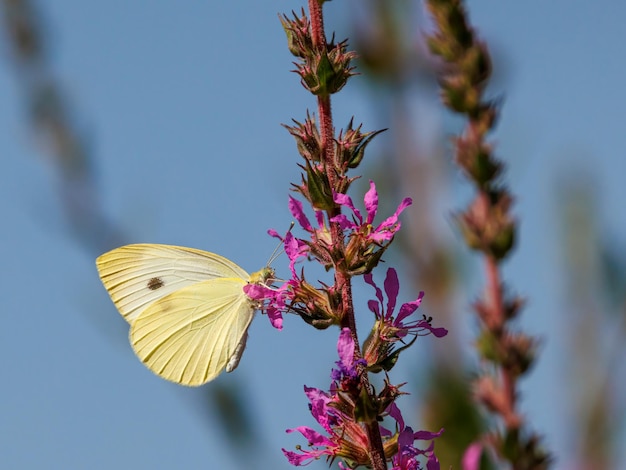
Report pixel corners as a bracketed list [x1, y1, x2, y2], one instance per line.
[249, 266, 276, 287]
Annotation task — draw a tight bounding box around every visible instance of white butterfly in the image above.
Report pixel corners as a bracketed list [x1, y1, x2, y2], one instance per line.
[96, 244, 274, 386]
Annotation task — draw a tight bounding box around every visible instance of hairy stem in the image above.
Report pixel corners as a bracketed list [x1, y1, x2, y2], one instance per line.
[307, 1, 387, 468]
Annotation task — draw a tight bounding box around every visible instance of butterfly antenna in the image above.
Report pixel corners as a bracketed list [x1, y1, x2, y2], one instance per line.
[267, 222, 294, 266]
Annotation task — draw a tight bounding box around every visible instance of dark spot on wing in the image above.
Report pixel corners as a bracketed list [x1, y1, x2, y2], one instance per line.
[147, 277, 164, 290]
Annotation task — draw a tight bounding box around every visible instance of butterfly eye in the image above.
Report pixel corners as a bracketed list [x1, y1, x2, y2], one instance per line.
[147, 277, 165, 290]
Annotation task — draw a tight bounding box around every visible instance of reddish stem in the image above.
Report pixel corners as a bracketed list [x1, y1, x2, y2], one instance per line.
[306, 2, 386, 469]
[485, 250, 517, 427]
[318, 95, 336, 187]
[308, 0, 325, 48]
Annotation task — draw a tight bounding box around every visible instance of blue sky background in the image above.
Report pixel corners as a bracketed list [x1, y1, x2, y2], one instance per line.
[1, 1, 625, 469]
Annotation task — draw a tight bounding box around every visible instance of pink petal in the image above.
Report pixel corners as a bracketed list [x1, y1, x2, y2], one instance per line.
[413, 428, 445, 440]
[289, 196, 313, 231]
[396, 299, 421, 323]
[330, 214, 354, 231]
[367, 299, 381, 317]
[365, 273, 384, 306]
[374, 197, 412, 234]
[287, 426, 334, 447]
[368, 231, 395, 243]
[282, 449, 311, 466]
[430, 326, 448, 338]
[397, 426, 414, 448]
[315, 210, 325, 227]
[395, 197, 413, 215]
[364, 180, 379, 224]
[337, 328, 355, 368]
[304, 386, 331, 405]
[334, 192, 363, 224]
[383, 268, 399, 318]
[461, 442, 483, 470]
[267, 307, 283, 330]
[387, 402, 405, 430]
[426, 453, 441, 470]
[242, 283, 268, 300]
[309, 397, 333, 432]
[284, 232, 308, 274]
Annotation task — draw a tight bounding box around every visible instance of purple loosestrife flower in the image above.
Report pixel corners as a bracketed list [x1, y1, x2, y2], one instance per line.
[331, 180, 412, 274]
[331, 180, 412, 243]
[283, 181, 412, 277]
[283, 328, 443, 470]
[386, 404, 444, 470]
[330, 328, 367, 384]
[287, 195, 334, 269]
[391, 427, 442, 470]
[366, 268, 448, 339]
[243, 280, 287, 331]
[243, 229, 307, 331]
[265, 224, 343, 329]
[362, 267, 448, 373]
[283, 329, 445, 468]
[283, 329, 372, 467]
[245, 227, 329, 331]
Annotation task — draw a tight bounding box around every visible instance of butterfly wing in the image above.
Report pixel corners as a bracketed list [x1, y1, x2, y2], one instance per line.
[129, 277, 254, 386]
[96, 244, 249, 324]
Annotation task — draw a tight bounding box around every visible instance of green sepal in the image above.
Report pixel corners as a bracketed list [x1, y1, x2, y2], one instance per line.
[305, 160, 334, 211]
[354, 386, 378, 424]
[347, 128, 386, 169]
[470, 149, 501, 188]
[375, 336, 417, 373]
[475, 330, 500, 363]
[490, 223, 515, 260]
[314, 51, 335, 96]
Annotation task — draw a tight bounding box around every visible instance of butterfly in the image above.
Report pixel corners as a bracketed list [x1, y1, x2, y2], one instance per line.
[96, 244, 274, 386]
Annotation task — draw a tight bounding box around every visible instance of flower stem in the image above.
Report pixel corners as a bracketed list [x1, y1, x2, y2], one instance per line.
[486, 251, 517, 425]
[307, 2, 387, 468]
[319, 95, 336, 187]
[307, 0, 325, 48]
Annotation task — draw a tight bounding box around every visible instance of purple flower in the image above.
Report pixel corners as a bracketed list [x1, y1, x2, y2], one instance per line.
[330, 328, 366, 383]
[364, 268, 448, 340]
[283, 333, 372, 467]
[388, 407, 444, 470]
[282, 383, 356, 466]
[360, 268, 447, 374]
[243, 281, 288, 330]
[283, 425, 336, 466]
[283, 327, 445, 468]
[331, 180, 412, 243]
[288, 196, 331, 245]
[392, 427, 421, 470]
[390, 426, 442, 470]
[268, 227, 309, 277]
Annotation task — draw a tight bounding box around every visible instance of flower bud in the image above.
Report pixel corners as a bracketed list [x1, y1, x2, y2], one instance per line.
[279, 11, 312, 58]
[335, 119, 385, 170]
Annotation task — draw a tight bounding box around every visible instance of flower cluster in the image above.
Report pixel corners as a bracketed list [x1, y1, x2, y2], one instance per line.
[362, 268, 448, 373]
[283, 329, 444, 469]
[247, 181, 413, 331]
[332, 181, 412, 275]
[244, 177, 448, 469]
[289, 180, 412, 274]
